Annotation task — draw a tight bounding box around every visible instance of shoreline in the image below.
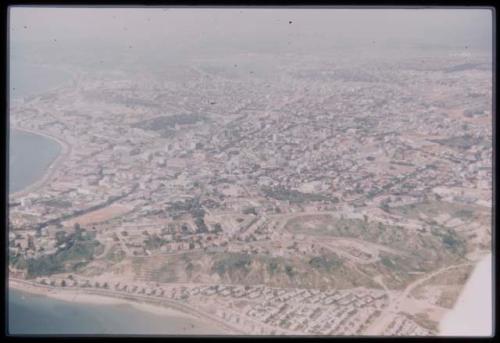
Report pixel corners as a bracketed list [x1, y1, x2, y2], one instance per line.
[9, 279, 236, 335]
[9, 63, 79, 198]
[11, 62, 79, 104]
[9, 280, 194, 320]
[9, 126, 72, 199]
[6, 119, 235, 335]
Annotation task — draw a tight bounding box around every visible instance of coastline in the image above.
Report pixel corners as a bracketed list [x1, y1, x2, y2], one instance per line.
[7, 106, 233, 335]
[438, 253, 493, 336]
[9, 279, 236, 335]
[9, 126, 71, 199]
[11, 62, 79, 104]
[9, 62, 79, 198]
[9, 279, 194, 320]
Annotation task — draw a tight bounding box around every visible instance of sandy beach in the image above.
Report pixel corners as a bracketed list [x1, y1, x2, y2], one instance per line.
[9, 279, 239, 335]
[9, 279, 199, 321]
[6, 122, 234, 335]
[439, 254, 493, 336]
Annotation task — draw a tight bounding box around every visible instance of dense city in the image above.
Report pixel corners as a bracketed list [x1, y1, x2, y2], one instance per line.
[9, 49, 492, 335]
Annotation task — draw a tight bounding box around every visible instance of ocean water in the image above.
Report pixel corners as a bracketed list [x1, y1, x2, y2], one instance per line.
[8, 129, 221, 335]
[8, 63, 222, 336]
[9, 129, 62, 193]
[9, 61, 72, 100]
[8, 289, 221, 335]
[9, 58, 70, 193]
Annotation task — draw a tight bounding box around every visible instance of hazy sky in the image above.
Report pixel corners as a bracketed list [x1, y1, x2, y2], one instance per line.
[9, 7, 493, 68]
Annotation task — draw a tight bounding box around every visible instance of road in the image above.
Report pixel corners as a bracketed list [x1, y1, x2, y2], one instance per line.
[362, 262, 473, 335]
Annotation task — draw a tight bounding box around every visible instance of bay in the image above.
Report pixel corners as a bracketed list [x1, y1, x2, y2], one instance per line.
[9, 129, 61, 194]
[8, 63, 222, 336]
[9, 289, 221, 335]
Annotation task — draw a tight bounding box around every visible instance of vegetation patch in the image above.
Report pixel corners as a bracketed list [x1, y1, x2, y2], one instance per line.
[105, 245, 126, 263]
[308, 254, 343, 271]
[144, 234, 167, 250]
[25, 226, 101, 278]
[212, 253, 252, 276]
[262, 186, 337, 204]
[132, 114, 206, 138]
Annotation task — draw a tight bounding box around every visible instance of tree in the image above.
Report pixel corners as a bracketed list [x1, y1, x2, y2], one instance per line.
[213, 223, 222, 233]
[61, 280, 67, 287]
[27, 235, 35, 251]
[55, 231, 67, 245]
[74, 223, 81, 231]
[243, 207, 257, 215]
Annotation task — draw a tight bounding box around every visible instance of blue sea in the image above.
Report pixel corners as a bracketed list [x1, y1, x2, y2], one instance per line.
[8, 62, 221, 336]
[8, 289, 220, 335]
[9, 129, 61, 193]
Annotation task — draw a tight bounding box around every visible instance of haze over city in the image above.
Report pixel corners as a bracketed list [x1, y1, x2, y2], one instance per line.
[8, 7, 493, 336]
